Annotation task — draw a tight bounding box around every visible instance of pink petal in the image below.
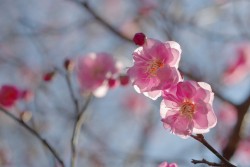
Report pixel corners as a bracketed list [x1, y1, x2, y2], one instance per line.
[143, 90, 161, 100]
[176, 82, 196, 100]
[160, 100, 178, 118]
[172, 116, 193, 138]
[195, 99, 209, 114]
[156, 66, 182, 90]
[165, 41, 182, 68]
[193, 112, 209, 129]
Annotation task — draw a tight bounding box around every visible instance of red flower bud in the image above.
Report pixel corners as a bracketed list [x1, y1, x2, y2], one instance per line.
[108, 78, 119, 88]
[119, 75, 130, 86]
[43, 71, 55, 82]
[0, 85, 20, 107]
[133, 32, 146, 46]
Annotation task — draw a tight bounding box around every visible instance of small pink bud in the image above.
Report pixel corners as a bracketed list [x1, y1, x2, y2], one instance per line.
[119, 75, 130, 86]
[133, 32, 146, 46]
[108, 78, 119, 88]
[21, 90, 33, 102]
[43, 71, 55, 82]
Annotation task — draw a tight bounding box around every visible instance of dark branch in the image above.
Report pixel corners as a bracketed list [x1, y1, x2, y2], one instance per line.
[192, 159, 226, 167]
[0, 107, 65, 167]
[191, 134, 236, 167]
[222, 93, 250, 159]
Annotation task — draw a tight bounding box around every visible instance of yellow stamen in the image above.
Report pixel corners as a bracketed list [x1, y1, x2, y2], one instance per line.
[180, 101, 195, 119]
[147, 59, 164, 76]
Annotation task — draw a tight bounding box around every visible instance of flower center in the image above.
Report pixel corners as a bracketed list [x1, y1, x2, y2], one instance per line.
[180, 101, 195, 119]
[147, 59, 164, 76]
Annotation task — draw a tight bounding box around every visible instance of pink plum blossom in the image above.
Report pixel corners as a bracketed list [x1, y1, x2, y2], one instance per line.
[158, 161, 178, 167]
[127, 38, 182, 100]
[160, 81, 217, 138]
[223, 42, 250, 85]
[76, 53, 118, 97]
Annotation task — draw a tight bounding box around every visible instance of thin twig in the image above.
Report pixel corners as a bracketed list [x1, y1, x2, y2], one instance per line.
[191, 134, 236, 167]
[65, 71, 80, 113]
[70, 95, 92, 167]
[0, 107, 65, 167]
[78, 1, 132, 42]
[192, 159, 226, 167]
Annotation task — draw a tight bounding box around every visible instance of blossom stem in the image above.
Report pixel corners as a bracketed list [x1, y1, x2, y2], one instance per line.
[70, 94, 92, 167]
[190, 134, 236, 167]
[192, 159, 226, 166]
[0, 107, 65, 167]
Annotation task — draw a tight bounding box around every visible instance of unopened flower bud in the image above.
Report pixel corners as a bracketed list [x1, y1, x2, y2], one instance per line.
[20, 111, 32, 123]
[133, 32, 146, 46]
[43, 71, 55, 82]
[119, 75, 130, 86]
[108, 78, 119, 88]
[64, 59, 74, 72]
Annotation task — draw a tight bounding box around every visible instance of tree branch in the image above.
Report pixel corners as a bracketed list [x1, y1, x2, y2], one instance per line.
[70, 95, 92, 167]
[192, 159, 226, 167]
[191, 134, 236, 167]
[222, 93, 250, 160]
[78, 1, 132, 43]
[0, 107, 65, 167]
[65, 71, 80, 114]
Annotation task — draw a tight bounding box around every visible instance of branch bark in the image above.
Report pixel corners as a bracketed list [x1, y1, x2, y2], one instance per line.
[222, 93, 250, 160]
[191, 134, 236, 167]
[70, 95, 92, 167]
[0, 107, 65, 167]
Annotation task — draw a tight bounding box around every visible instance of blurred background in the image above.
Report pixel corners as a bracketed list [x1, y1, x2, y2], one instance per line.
[0, 0, 249, 167]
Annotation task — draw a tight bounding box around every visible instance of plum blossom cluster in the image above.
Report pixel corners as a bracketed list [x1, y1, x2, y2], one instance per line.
[127, 33, 217, 138]
[76, 52, 129, 97]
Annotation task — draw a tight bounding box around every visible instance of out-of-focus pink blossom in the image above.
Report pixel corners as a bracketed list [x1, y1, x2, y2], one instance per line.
[76, 53, 118, 97]
[121, 90, 150, 114]
[161, 81, 217, 138]
[234, 139, 250, 165]
[0, 85, 20, 108]
[127, 38, 182, 100]
[138, 0, 158, 16]
[223, 42, 250, 85]
[218, 102, 238, 127]
[158, 161, 178, 167]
